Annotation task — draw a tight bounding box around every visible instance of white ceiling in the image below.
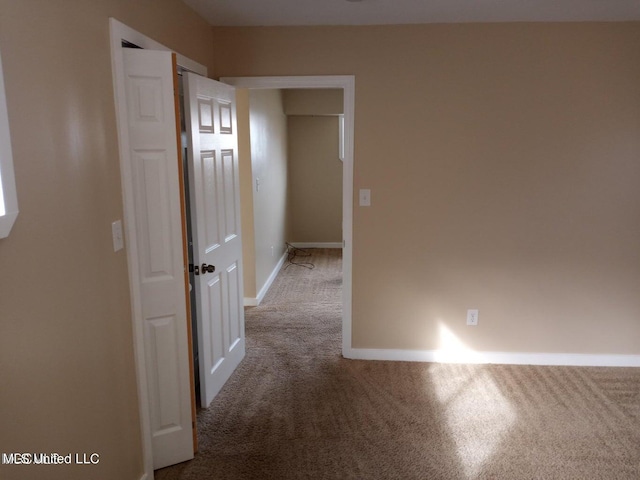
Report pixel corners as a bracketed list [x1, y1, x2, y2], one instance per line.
[183, 0, 640, 27]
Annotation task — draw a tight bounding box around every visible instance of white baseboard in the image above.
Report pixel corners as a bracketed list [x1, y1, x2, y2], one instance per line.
[243, 252, 287, 307]
[344, 348, 640, 367]
[289, 242, 342, 249]
[243, 297, 259, 307]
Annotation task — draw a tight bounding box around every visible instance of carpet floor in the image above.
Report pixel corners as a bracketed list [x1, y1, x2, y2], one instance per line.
[156, 248, 640, 480]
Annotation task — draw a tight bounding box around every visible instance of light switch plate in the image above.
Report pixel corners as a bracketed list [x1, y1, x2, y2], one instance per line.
[359, 189, 371, 207]
[112, 220, 124, 252]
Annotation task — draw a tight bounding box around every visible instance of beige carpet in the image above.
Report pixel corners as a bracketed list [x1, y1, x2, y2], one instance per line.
[156, 248, 640, 480]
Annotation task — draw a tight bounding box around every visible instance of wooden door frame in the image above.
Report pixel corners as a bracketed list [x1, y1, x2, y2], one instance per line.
[221, 76, 355, 356]
[109, 18, 206, 480]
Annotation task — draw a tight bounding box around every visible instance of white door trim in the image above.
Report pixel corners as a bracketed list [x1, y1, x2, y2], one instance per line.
[220, 76, 354, 356]
[109, 18, 207, 480]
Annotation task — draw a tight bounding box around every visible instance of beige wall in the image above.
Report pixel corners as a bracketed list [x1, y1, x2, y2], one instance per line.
[236, 88, 257, 299]
[0, 1, 214, 479]
[248, 89, 289, 293]
[283, 88, 343, 115]
[1, 14, 639, 479]
[213, 23, 640, 354]
[288, 115, 342, 243]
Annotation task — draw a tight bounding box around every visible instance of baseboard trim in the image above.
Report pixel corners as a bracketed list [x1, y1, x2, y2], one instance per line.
[244, 252, 287, 307]
[289, 242, 342, 249]
[243, 297, 259, 307]
[344, 348, 640, 367]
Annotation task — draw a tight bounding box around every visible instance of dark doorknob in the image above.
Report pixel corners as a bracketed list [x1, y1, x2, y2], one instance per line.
[201, 263, 215, 274]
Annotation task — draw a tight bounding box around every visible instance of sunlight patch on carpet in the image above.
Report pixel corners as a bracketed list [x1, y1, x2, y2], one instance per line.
[430, 325, 516, 478]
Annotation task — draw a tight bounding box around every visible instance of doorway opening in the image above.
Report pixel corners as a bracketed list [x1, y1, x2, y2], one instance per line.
[239, 87, 345, 339]
[224, 76, 354, 358]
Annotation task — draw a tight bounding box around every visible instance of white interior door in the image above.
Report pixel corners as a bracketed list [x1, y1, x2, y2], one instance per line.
[184, 72, 246, 408]
[122, 49, 194, 470]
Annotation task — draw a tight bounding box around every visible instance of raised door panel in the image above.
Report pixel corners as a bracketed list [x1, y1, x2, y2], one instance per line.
[226, 262, 242, 351]
[200, 151, 221, 252]
[219, 101, 233, 134]
[221, 150, 238, 242]
[145, 315, 182, 436]
[198, 98, 215, 134]
[133, 150, 174, 281]
[206, 274, 225, 374]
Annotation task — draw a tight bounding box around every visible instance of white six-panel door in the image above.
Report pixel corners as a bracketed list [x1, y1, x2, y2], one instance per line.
[183, 72, 246, 408]
[122, 49, 194, 470]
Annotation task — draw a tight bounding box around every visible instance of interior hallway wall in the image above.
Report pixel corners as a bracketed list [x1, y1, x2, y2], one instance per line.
[236, 88, 257, 299]
[248, 89, 290, 294]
